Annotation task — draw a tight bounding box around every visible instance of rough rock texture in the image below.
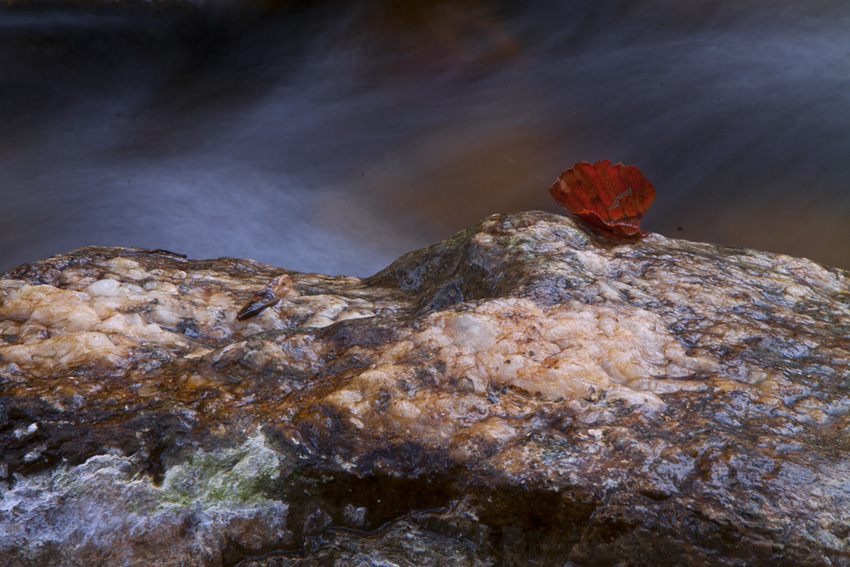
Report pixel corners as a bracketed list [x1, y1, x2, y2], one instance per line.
[1, 211, 849, 566]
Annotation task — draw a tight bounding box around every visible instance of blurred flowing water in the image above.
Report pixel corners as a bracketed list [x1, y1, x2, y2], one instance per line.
[1, 0, 849, 276]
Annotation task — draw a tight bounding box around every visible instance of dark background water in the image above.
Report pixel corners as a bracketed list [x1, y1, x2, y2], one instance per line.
[2, 0, 848, 276]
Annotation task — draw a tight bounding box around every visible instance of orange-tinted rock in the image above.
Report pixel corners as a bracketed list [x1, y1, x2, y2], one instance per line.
[1, 212, 849, 566]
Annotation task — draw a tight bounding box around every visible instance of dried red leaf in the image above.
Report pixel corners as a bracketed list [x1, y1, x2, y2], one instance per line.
[549, 160, 655, 238]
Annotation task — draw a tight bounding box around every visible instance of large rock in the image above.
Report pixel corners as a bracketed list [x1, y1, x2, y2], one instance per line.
[1, 211, 849, 566]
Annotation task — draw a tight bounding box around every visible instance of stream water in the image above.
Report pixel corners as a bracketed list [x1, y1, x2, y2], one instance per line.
[2, 0, 849, 275]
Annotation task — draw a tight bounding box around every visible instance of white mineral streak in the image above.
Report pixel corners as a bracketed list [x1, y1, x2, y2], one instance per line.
[325, 296, 716, 439]
[0, 280, 189, 370]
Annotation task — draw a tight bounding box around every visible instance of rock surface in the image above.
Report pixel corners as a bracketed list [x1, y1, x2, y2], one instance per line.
[1, 211, 849, 566]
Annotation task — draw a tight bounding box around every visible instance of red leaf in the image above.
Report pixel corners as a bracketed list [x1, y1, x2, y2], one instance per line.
[549, 160, 655, 238]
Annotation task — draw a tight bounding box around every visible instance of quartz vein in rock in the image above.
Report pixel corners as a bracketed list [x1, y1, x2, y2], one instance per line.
[1, 212, 848, 566]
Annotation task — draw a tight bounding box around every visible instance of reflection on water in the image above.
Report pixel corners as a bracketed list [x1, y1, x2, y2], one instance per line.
[1, 0, 849, 275]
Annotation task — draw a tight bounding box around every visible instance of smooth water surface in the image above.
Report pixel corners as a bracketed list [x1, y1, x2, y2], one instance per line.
[2, 0, 848, 275]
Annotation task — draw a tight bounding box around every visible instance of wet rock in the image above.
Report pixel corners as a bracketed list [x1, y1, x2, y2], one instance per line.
[1, 212, 849, 566]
